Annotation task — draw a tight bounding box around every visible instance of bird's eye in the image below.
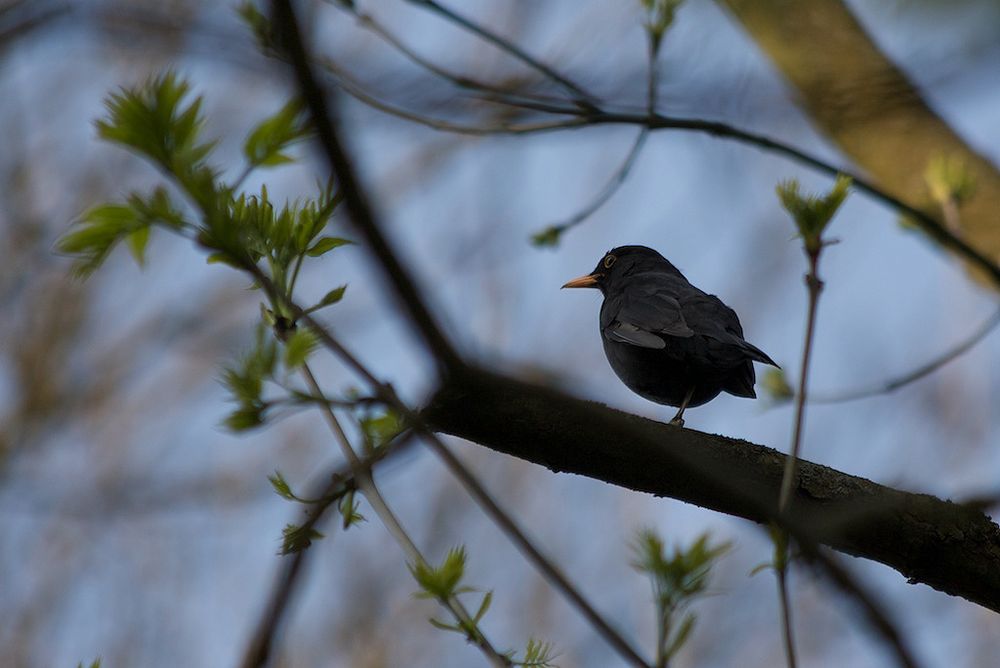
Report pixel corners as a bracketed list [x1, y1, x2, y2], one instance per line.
[603, 254, 616, 269]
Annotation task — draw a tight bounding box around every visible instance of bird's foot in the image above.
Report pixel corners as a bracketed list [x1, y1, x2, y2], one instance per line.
[669, 416, 685, 428]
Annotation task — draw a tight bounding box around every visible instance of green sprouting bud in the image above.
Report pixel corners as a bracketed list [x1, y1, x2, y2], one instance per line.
[925, 153, 976, 208]
[776, 174, 851, 256]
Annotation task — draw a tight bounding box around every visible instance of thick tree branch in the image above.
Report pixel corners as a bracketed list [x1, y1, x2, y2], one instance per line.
[423, 367, 1000, 613]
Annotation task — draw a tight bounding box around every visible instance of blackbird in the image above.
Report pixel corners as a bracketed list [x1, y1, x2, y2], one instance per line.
[562, 245, 778, 426]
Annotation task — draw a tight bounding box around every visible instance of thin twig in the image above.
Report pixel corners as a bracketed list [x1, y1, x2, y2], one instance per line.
[319, 57, 584, 135]
[779, 260, 823, 510]
[334, 4, 572, 109]
[813, 306, 1000, 404]
[774, 232, 829, 668]
[776, 567, 797, 668]
[298, 361, 511, 667]
[239, 473, 350, 668]
[539, 128, 649, 241]
[403, 0, 599, 111]
[240, 432, 415, 668]
[771, 248, 823, 668]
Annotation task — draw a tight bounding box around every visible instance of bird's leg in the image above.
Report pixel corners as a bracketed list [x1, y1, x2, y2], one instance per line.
[669, 386, 696, 427]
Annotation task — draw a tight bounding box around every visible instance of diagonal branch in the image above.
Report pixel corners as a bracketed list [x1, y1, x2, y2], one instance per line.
[272, 0, 464, 375]
[422, 367, 1000, 615]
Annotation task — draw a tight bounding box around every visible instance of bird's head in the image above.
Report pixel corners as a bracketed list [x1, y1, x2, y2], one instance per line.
[562, 245, 678, 295]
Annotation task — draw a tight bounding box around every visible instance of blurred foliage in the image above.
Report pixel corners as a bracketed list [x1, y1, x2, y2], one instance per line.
[925, 153, 976, 208]
[632, 529, 729, 667]
[410, 546, 558, 667]
[761, 368, 794, 404]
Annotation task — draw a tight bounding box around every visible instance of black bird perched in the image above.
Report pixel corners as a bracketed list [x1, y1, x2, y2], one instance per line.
[562, 245, 778, 426]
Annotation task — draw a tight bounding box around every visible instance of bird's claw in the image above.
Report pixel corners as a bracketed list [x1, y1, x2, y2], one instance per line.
[669, 416, 685, 428]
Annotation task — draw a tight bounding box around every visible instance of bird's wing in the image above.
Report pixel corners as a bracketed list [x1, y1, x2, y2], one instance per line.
[680, 293, 778, 366]
[600, 280, 694, 349]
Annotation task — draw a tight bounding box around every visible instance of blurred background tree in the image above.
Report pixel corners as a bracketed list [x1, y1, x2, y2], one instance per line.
[2, 0, 999, 666]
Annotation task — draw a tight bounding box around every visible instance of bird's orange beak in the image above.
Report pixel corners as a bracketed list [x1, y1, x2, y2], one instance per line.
[561, 273, 601, 289]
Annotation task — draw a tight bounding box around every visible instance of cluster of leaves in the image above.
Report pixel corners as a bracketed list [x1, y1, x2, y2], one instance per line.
[57, 72, 372, 557]
[358, 407, 405, 455]
[268, 468, 366, 553]
[631, 529, 729, 667]
[776, 174, 852, 257]
[58, 73, 361, 427]
[410, 547, 559, 667]
[58, 72, 351, 320]
[220, 327, 280, 431]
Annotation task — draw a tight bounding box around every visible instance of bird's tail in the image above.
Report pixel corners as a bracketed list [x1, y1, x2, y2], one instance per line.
[741, 341, 779, 368]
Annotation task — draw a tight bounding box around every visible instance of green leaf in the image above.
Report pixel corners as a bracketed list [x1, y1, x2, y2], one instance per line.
[530, 225, 564, 248]
[96, 72, 216, 176]
[428, 617, 461, 633]
[776, 174, 851, 255]
[58, 204, 141, 276]
[518, 638, 559, 667]
[410, 546, 469, 600]
[220, 329, 278, 432]
[268, 471, 296, 500]
[664, 611, 696, 660]
[280, 523, 323, 555]
[237, 1, 279, 55]
[304, 285, 347, 314]
[223, 406, 265, 432]
[473, 590, 493, 623]
[338, 490, 366, 529]
[206, 252, 241, 267]
[58, 187, 189, 276]
[283, 328, 318, 370]
[306, 236, 353, 257]
[126, 225, 151, 265]
[360, 409, 404, 453]
[243, 98, 311, 170]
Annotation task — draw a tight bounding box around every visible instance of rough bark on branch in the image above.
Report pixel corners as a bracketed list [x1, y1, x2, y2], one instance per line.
[423, 367, 1000, 612]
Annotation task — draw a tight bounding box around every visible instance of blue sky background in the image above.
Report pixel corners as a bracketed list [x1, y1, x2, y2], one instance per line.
[2, 1, 1000, 666]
